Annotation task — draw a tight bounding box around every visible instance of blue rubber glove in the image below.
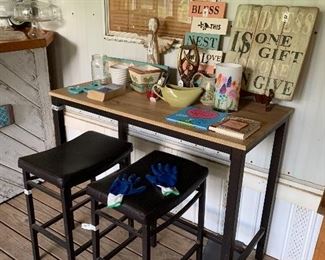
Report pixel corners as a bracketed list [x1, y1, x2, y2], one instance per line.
[107, 174, 146, 208]
[146, 163, 180, 196]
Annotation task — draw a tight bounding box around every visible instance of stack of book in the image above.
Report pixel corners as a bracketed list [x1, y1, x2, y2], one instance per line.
[208, 116, 261, 140]
[166, 106, 261, 140]
[87, 84, 125, 102]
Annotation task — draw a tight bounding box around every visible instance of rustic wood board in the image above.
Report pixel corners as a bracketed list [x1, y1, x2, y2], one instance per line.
[245, 6, 288, 97]
[0, 164, 23, 188]
[0, 222, 56, 260]
[188, 1, 226, 18]
[1, 189, 274, 260]
[225, 4, 318, 100]
[184, 32, 220, 49]
[0, 50, 38, 88]
[198, 49, 223, 74]
[0, 250, 12, 260]
[225, 5, 262, 69]
[199, 49, 223, 65]
[191, 17, 228, 35]
[0, 48, 55, 203]
[0, 182, 22, 204]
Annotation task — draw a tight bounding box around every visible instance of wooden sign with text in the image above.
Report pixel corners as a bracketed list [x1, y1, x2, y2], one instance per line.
[188, 1, 226, 18]
[198, 49, 223, 75]
[184, 32, 220, 49]
[191, 17, 228, 35]
[199, 49, 223, 65]
[225, 5, 318, 100]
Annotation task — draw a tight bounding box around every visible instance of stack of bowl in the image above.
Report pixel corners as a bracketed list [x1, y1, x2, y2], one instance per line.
[129, 65, 161, 93]
[110, 64, 129, 86]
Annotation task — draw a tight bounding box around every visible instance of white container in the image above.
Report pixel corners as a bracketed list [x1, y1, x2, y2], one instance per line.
[110, 64, 129, 86]
[214, 63, 243, 111]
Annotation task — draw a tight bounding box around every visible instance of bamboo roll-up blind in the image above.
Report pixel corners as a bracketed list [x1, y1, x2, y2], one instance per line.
[108, 0, 192, 38]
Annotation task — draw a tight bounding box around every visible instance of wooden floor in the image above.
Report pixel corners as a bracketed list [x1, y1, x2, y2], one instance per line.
[0, 182, 274, 259]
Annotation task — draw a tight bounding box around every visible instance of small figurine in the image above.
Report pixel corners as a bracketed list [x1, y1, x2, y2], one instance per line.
[178, 41, 200, 88]
[144, 17, 176, 65]
[147, 17, 160, 64]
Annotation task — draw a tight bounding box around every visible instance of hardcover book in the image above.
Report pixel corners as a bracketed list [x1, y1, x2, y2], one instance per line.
[87, 84, 125, 102]
[208, 116, 261, 140]
[166, 106, 228, 130]
[0, 104, 14, 128]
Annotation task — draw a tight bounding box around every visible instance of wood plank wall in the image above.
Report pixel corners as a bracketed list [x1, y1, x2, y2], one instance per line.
[0, 48, 55, 203]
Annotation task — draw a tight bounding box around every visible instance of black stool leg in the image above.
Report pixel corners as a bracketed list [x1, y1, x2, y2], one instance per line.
[196, 181, 206, 260]
[91, 198, 100, 260]
[61, 188, 76, 260]
[142, 224, 151, 260]
[23, 171, 40, 260]
[128, 218, 134, 238]
[120, 154, 131, 169]
[150, 220, 157, 247]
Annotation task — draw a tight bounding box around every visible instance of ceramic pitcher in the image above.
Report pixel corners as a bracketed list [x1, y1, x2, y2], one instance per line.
[191, 72, 215, 106]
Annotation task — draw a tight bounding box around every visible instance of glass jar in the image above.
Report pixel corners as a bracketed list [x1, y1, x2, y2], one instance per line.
[91, 54, 106, 85]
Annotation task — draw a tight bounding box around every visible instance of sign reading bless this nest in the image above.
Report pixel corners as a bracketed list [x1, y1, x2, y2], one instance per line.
[225, 5, 318, 100]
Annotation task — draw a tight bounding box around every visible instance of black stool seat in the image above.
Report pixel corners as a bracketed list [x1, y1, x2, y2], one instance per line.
[18, 131, 132, 188]
[19, 131, 133, 260]
[87, 150, 208, 223]
[87, 150, 208, 260]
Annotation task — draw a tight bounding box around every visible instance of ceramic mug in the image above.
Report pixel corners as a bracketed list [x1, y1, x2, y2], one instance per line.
[214, 63, 243, 111]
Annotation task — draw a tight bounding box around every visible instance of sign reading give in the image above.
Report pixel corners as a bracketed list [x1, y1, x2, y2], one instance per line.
[225, 5, 318, 100]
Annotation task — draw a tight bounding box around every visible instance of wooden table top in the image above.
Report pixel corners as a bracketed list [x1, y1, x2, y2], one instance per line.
[50, 87, 294, 151]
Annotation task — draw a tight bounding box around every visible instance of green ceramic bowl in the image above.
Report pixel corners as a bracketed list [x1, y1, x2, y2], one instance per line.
[153, 84, 203, 107]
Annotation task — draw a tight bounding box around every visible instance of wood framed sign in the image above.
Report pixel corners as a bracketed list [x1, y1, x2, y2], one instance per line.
[191, 17, 228, 35]
[225, 5, 318, 100]
[184, 32, 220, 49]
[199, 49, 223, 65]
[188, 1, 226, 18]
[198, 49, 223, 75]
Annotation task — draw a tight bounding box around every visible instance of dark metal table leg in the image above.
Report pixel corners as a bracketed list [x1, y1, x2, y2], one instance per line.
[255, 122, 288, 259]
[221, 149, 246, 260]
[118, 120, 128, 141]
[51, 99, 66, 145]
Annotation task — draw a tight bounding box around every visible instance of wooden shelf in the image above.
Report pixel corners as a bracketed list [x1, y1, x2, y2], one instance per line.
[0, 31, 54, 53]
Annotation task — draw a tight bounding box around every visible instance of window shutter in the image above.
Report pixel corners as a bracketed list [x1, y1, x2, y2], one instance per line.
[107, 0, 192, 38]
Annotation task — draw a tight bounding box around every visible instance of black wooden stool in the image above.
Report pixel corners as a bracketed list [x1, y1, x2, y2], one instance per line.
[87, 150, 208, 260]
[18, 131, 133, 260]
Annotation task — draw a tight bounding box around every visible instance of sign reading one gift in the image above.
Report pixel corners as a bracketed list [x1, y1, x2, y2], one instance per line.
[225, 5, 318, 100]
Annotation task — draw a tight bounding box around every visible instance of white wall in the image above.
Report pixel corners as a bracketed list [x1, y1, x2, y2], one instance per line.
[44, 0, 325, 187]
